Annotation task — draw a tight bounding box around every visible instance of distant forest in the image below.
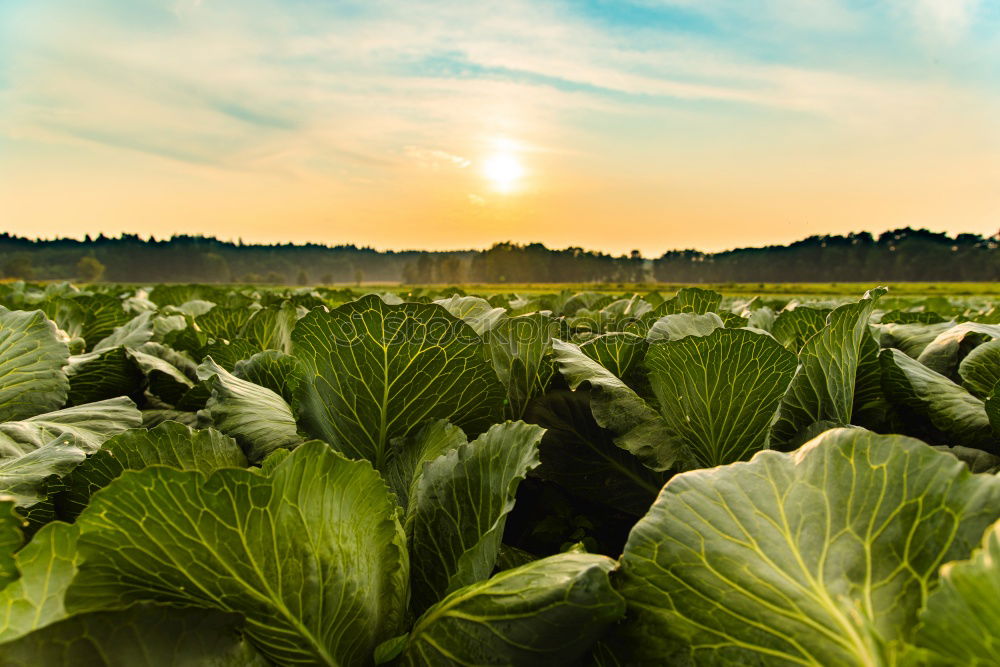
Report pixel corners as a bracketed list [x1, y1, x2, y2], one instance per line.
[0, 227, 996, 284]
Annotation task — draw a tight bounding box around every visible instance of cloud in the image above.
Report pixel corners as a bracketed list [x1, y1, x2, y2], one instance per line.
[903, 0, 981, 41]
[2, 0, 997, 180]
[404, 146, 471, 170]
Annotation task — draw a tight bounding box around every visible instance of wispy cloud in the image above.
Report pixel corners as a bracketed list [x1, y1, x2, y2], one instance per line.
[4, 0, 997, 172]
[405, 146, 471, 170]
[903, 0, 982, 42]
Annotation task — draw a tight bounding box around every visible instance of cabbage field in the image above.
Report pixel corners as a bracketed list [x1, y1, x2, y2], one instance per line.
[0, 280, 998, 665]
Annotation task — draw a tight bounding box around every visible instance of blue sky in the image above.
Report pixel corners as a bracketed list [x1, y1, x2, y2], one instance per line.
[1, 0, 998, 254]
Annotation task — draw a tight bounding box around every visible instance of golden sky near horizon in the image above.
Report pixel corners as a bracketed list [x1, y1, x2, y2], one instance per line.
[1, 0, 998, 255]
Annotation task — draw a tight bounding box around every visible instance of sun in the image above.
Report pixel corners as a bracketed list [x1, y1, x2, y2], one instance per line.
[482, 153, 524, 193]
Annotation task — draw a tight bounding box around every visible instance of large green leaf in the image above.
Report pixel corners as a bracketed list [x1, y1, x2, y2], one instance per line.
[127, 344, 195, 405]
[66, 441, 408, 666]
[40, 294, 130, 351]
[398, 552, 624, 666]
[153, 314, 192, 340]
[160, 319, 207, 356]
[880, 310, 945, 325]
[937, 444, 1000, 474]
[148, 285, 225, 308]
[552, 339, 678, 471]
[0, 398, 142, 456]
[916, 518, 1000, 664]
[197, 358, 303, 463]
[746, 305, 776, 331]
[38, 298, 87, 341]
[645, 328, 796, 467]
[881, 348, 995, 451]
[0, 604, 269, 667]
[486, 313, 561, 419]
[959, 338, 1000, 399]
[0, 500, 21, 590]
[578, 332, 647, 380]
[771, 287, 886, 447]
[560, 292, 614, 316]
[653, 287, 722, 316]
[62, 421, 247, 518]
[241, 303, 299, 354]
[292, 296, 504, 467]
[65, 348, 143, 406]
[92, 311, 154, 352]
[73, 294, 130, 350]
[645, 312, 723, 343]
[878, 321, 954, 359]
[917, 322, 1000, 379]
[851, 326, 890, 431]
[0, 435, 85, 507]
[433, 295, 507, 335]
[771, 306, 830, 353]
[383, 419, 466, 511]
[195, 306, 254, 342]
[167, 301, 217, 318]
[407, 421, 543, 613]
[232, 350, 299, 404]
[0, 310, 70, 421]
[0, 399, 140, 506]
[616, 428, 1000, 664]
[195, 339, 258, 371]
[602, 295, 654, 330]
[526, 390, 667, 516]
[140, 409, 198, 429]
[0, 522, 80, 644]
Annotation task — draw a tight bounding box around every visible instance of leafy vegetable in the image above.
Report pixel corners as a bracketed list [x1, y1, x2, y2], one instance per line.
[527, 390, 667, 516]
[292, 296, 504, 467]
[92, 311, 154, 352]
[771, 306, 830, 352]
[959, 338, 1000, 399]
[486, 313, 562, 419]
[61, 421, 247, 517]
[0, 310, 69, 421]
[917, 322, 1000, 378]
[197, 357, 302, 462]
[433, 295, 507, 335]
[881, 347, 994, 450]
[772, 287, 886, 447]
[616, 428, 1000, 664]
[653, 287, 722, 316]
[0, 604, 269, 667]
[645, 312, 722, 342]
[65, 348, 143, 406]
[398, 552, 624, 666]
[65, 441, 408, 665]
[645, 327, 796, 466]
[917, 518, 1000, 664]
[407, 421, 543, 613]
[0, 522, 81, 644]
[383, 419, 466, 511]
[552, 339, 677, 471]
[578, 332, 647, 380]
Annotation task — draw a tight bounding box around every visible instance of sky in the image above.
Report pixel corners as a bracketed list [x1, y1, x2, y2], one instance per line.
[1, 0, 998, 256]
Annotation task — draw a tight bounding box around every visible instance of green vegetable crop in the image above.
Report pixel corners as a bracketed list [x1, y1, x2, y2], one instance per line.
[0, 280, 998, 665]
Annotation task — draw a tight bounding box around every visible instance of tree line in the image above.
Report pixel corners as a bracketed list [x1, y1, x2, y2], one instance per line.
[0, 228, 995, 284]
[653, 229, 998, 283]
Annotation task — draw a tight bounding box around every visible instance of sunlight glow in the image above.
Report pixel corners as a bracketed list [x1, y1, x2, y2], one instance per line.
[482, 153, 524, 193]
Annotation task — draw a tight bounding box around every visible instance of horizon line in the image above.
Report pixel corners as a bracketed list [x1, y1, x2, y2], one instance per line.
[2, 226, 997, 259]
